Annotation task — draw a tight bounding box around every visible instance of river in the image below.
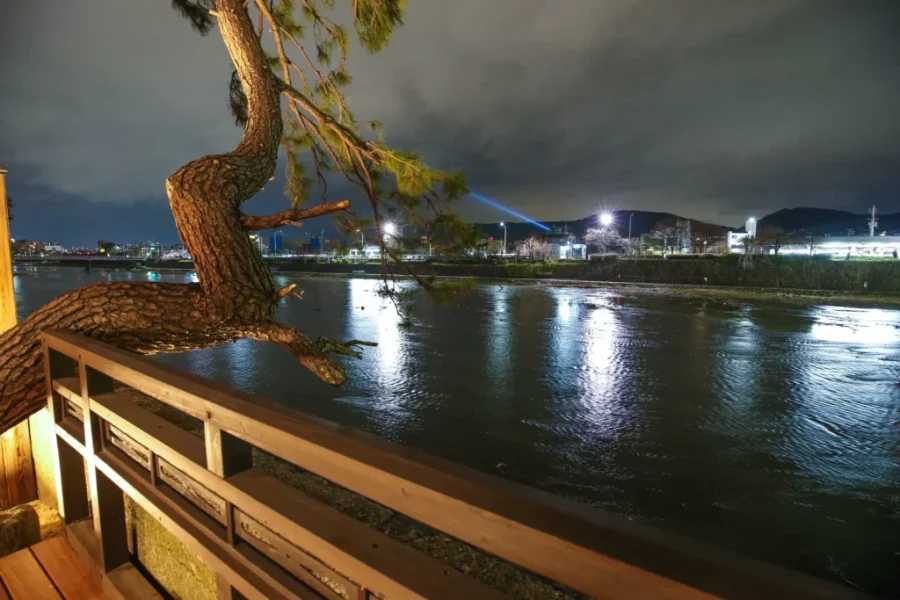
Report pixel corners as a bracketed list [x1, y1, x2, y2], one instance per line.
[13, 267, 900, 595]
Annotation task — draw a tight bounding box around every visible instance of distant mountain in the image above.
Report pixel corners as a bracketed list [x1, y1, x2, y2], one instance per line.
[475, 205, 900, 242]
[757, 207, 900, 236]
[474, 210, 728, 242]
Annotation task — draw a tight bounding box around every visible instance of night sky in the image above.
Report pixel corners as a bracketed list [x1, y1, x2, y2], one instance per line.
[2, 0, 899, 246]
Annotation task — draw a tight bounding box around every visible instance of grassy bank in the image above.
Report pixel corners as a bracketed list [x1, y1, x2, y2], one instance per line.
[138, 255, 900, 305]
[260, 255, 900, 294]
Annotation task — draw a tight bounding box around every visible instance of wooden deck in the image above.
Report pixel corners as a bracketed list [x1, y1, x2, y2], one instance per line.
[0, 535, 107, 600]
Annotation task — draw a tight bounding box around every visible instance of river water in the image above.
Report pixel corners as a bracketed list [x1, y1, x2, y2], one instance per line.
[13, 267, 900, 595]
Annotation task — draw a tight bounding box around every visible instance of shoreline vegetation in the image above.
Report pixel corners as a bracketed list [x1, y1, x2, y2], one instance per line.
[17, 257, 900, 306]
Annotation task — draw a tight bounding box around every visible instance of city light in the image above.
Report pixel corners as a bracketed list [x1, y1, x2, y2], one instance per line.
[383, 222, 397, 236]
[600, 213, 613, 226]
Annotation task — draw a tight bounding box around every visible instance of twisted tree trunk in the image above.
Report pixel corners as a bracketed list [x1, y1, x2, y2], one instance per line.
[0, 0, 347, 432]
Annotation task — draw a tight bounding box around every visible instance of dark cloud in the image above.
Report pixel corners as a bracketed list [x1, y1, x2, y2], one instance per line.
[2, 0, 899, 244]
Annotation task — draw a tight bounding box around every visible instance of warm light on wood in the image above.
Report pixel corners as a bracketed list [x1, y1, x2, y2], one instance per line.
[0, 165, 15, 332]
[0, 165, 38, 510]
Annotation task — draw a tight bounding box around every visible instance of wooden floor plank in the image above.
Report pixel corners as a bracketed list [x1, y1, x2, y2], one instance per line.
[31, 536, 108, 600]
[0, 547, 62, 599]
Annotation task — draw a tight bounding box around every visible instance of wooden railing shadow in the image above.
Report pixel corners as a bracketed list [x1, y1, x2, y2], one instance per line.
[41, 329, 866, 600]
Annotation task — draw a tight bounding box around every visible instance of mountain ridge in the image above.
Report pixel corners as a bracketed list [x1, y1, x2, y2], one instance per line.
[475, 206, 900, 240]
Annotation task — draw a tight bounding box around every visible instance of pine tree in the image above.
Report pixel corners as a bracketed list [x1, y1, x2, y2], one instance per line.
[0, 0, 467, 431]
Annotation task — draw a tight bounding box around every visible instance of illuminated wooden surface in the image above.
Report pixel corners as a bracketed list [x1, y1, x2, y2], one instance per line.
[0, 535, 108, 599]
[0, 165, 37, 510]
[0, 165, 14, 332]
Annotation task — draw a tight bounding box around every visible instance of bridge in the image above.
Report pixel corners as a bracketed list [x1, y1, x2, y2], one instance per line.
[14, 255, 146, 263]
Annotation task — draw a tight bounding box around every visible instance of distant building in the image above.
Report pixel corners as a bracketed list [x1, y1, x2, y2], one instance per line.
[269, 230, 283, 253]
[97, 240, 120, 255]
[43, 244, 66, 254]
[542, 229, 586, 260]
[745, 217, 757, 238]
[348, 245, 381, 260]
[726, 231, 751, 253]
[729, 235, 900, 257]
[12, 239, 44, 255]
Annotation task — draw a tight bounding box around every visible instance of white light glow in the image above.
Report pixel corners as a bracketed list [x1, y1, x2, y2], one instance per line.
[383, 222, 397, 236]
[600, 213, 613, 226]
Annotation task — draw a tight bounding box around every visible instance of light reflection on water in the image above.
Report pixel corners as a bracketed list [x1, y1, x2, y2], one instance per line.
[13, 269, 900, 595]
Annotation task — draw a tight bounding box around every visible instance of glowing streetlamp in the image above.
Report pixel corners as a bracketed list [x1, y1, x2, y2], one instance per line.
[500, 222, 507, 256]
[383, 222, 397, 241]
[600, 213, 613, 227]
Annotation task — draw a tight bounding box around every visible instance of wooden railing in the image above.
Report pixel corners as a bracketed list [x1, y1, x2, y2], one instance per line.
[40, 329, 865, 600]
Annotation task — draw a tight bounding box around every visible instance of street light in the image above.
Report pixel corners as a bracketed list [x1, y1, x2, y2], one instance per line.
[628, 213, 634, 254]
[383, 222, 396, 240]
[600, 213, 613, 227]
[500, 222, 507, 256]
[356, 229, 363, 249]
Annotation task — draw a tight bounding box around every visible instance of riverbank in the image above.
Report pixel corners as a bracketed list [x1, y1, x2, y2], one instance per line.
[18, 260, 900, 306]
[140, 255, 900, 295]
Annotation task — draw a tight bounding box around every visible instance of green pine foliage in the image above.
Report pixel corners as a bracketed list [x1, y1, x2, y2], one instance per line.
[353, 0, 405, 52]
[172, 0, 469, 310]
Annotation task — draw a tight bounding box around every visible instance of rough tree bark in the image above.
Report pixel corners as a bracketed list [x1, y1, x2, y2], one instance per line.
[0, 0, 351, 432]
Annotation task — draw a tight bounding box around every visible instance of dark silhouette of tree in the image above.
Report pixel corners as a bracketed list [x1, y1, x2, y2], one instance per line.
[757, 225, 792, 255]
[806, 234, 823, 256]
[0, 0, 466, 431]
[651, 218, 679, 254]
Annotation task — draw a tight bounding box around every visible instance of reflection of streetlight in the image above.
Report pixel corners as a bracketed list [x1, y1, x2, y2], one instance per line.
[500, 222, 507, 256]
[600, 213, 613, 227]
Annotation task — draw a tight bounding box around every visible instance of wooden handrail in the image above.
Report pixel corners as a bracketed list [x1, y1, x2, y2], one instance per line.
[40, 329, 867, 599]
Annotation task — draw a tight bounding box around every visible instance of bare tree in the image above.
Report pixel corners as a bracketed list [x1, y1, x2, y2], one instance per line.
[806, 234, 823, 256]
[651, 218, 678, 255]
[674, 219, 692, 252]
[757, 225, 791, 255]
[0, 0, 466, 432]
[741, 235, 756, 255]
[584, 228, 625, 254]
[519, 237, 549, 260]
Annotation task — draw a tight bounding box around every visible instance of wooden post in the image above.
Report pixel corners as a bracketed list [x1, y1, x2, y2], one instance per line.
[0, 164, 38, 510]
[205, 422, 252, 600]
[81, 363, 129, 572]
[43, 346, 89, 524]
[0, 164, 14, 332]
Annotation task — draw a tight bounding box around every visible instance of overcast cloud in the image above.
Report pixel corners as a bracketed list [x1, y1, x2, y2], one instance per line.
[2, 0, 899, 243]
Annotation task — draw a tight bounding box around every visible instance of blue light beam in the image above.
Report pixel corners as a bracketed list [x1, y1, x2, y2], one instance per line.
[468, 192, 551, 231]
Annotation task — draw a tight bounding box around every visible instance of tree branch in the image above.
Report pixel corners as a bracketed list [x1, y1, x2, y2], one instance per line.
[244, 322, 348, 385]
[240, 199, 351, 229]
[0, 280, 375, 430]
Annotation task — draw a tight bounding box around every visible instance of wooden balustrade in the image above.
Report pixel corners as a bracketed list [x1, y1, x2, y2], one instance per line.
[40, 329, 865, 600]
